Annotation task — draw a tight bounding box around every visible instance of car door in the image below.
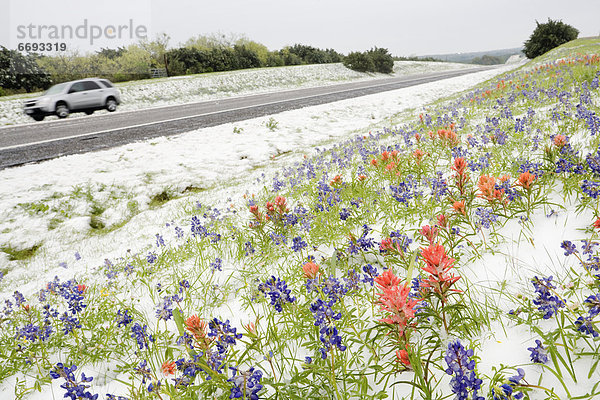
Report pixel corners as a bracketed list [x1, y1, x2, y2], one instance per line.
[80, 80, 104, 108]
[66, 82, 87, 110]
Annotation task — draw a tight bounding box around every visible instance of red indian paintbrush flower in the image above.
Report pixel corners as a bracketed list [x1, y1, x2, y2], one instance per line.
[553, 134, 566, 147]
[419, 243, 460, 298]
[594, 218, 600, 230]
[161, 361, 176, 376]
[375, 270, 420, 337]
[420, 225, 438, 244]
[517, 171, 535, 190]
[302, 261, 320, 279]
[452, 200, 466, 215]
[185, 315, 208, 341]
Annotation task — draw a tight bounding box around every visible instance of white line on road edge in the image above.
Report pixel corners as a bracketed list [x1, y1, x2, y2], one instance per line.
[0, 69, 486, 151]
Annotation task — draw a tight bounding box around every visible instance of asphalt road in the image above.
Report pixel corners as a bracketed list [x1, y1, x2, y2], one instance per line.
[0, 66, 495, 169]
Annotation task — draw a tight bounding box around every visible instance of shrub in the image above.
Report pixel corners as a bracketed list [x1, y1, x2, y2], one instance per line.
[0, 47, 52, 92]
[367, 47, 394, 73]
[523, 19, 579, 59]
[343, 51, 375, 73]
[343, 48, 394, 74]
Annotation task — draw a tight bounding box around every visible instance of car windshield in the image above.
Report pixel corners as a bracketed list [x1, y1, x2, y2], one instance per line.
[44, 83, 67, 95]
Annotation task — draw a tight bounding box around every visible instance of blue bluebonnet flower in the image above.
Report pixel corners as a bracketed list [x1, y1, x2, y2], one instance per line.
[155, 296, 174, 321]
[469, 154, 491, 172]
[155, 234, 165, 247]
[581, 180, 600, 199]
[362, 264, 379, 286]
[244, 241, 255, 256]
[134, 360, 152, 384]
[16, 322, 53, 342]
[305, 357, 312, 364]
[206, 318, 242, 374]
[291, 236, 307, 252]
[584, 293, 600, 318]
[444, 340, 484, 400]
[13, 291, 25, 307]
[74, 252, 81, 260]
[191, 216, 208, 237]
[106, 395, 129, 400]
[531, 276, 565, 319]
[60, 312, 81, 335]
[175, 226, 184, 238]
[429, 172, 448, 200]
[518, 160, 544, 178]
[390, 176, 422, 205]
[269, 232, 287, 247]
[344, 269, 361, 291]
[44, 276, 87, 315]
[561, 240, 578, 256]
[228, 367, 263, 400]
[348, 225, 376, 255]
[491, 368, 525, 400]
[258, 276, 296, 312]
[116, 309, 133, 328]
[131, 323, 153, 350]
[179, 280, 190, 292]
[475, 207, 497, 229]
[173, 354, 204, 386]
[575, 316, 599, 337]
[147, 380, 161, 393]
[527, 339, 548, 364]
[310, 298, 345, 359]
[581, 239, 598, 255]
[146, 252, 157, 264]
[495, 180, 520, 202]
[50, 363, 98, 400]
[339, 208, 351, 221]
[210, 257, 223, 272]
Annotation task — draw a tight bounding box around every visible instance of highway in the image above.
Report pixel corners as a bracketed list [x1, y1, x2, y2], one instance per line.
[0, 66, 495, 169]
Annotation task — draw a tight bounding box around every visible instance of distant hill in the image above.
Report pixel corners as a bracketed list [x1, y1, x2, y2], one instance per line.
[422, 47, 524, 65]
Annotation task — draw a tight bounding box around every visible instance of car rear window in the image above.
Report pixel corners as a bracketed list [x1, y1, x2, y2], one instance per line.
[81, 81, 102, 91]
[99, 80, 114, 88]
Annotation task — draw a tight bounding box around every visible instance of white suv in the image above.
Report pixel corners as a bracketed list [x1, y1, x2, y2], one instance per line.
[23, 78, 121, 121]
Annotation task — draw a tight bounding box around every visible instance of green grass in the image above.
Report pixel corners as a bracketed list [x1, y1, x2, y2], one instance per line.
[1, 243, 41, 261]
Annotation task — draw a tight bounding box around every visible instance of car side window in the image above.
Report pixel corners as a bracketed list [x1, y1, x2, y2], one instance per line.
[99, 80, 114, 88]
[81, 81, 102, 91]
[68, 82, 85, 93]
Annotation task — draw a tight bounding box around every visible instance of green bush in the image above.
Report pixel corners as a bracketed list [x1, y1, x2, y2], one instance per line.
[343, 51, 375, 72]
[523, 19, 579, 59]
[0, 46, 52, 93]
[367, 47, 394, 73]
[343, 47, 394, 74]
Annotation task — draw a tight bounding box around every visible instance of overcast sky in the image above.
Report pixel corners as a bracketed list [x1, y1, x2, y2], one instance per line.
[2, 0, 599, 56]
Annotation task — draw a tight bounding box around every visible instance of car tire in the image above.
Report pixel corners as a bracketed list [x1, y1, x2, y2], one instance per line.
[32, 115, 45, 121]
[85, 110, 94, 115]
[106, 98, 117, 112]
[56, 103, 69, 119]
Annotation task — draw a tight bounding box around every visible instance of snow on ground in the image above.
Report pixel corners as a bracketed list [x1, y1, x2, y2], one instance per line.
[0, 64, 513, 300]
[0, 61, 475, 125]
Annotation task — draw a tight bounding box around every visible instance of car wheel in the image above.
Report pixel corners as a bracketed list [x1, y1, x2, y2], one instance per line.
[56, 103, 69, 119]
[31, 115, 45, 121]
[85, 110, 94, 115]
[106, 98, 117, 112]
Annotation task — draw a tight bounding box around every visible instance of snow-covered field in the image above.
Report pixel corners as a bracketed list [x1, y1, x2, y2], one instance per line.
[0, 64, 511, 295]
[2, 42, 599, 399]
[0, 61, 475, 126]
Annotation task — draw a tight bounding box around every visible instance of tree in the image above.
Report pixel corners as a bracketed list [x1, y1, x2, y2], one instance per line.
[367, 47, 394, 73]
[523, 19, 579, 59]
[343, 51, 375, 73]
[0, 47, 52, 92]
